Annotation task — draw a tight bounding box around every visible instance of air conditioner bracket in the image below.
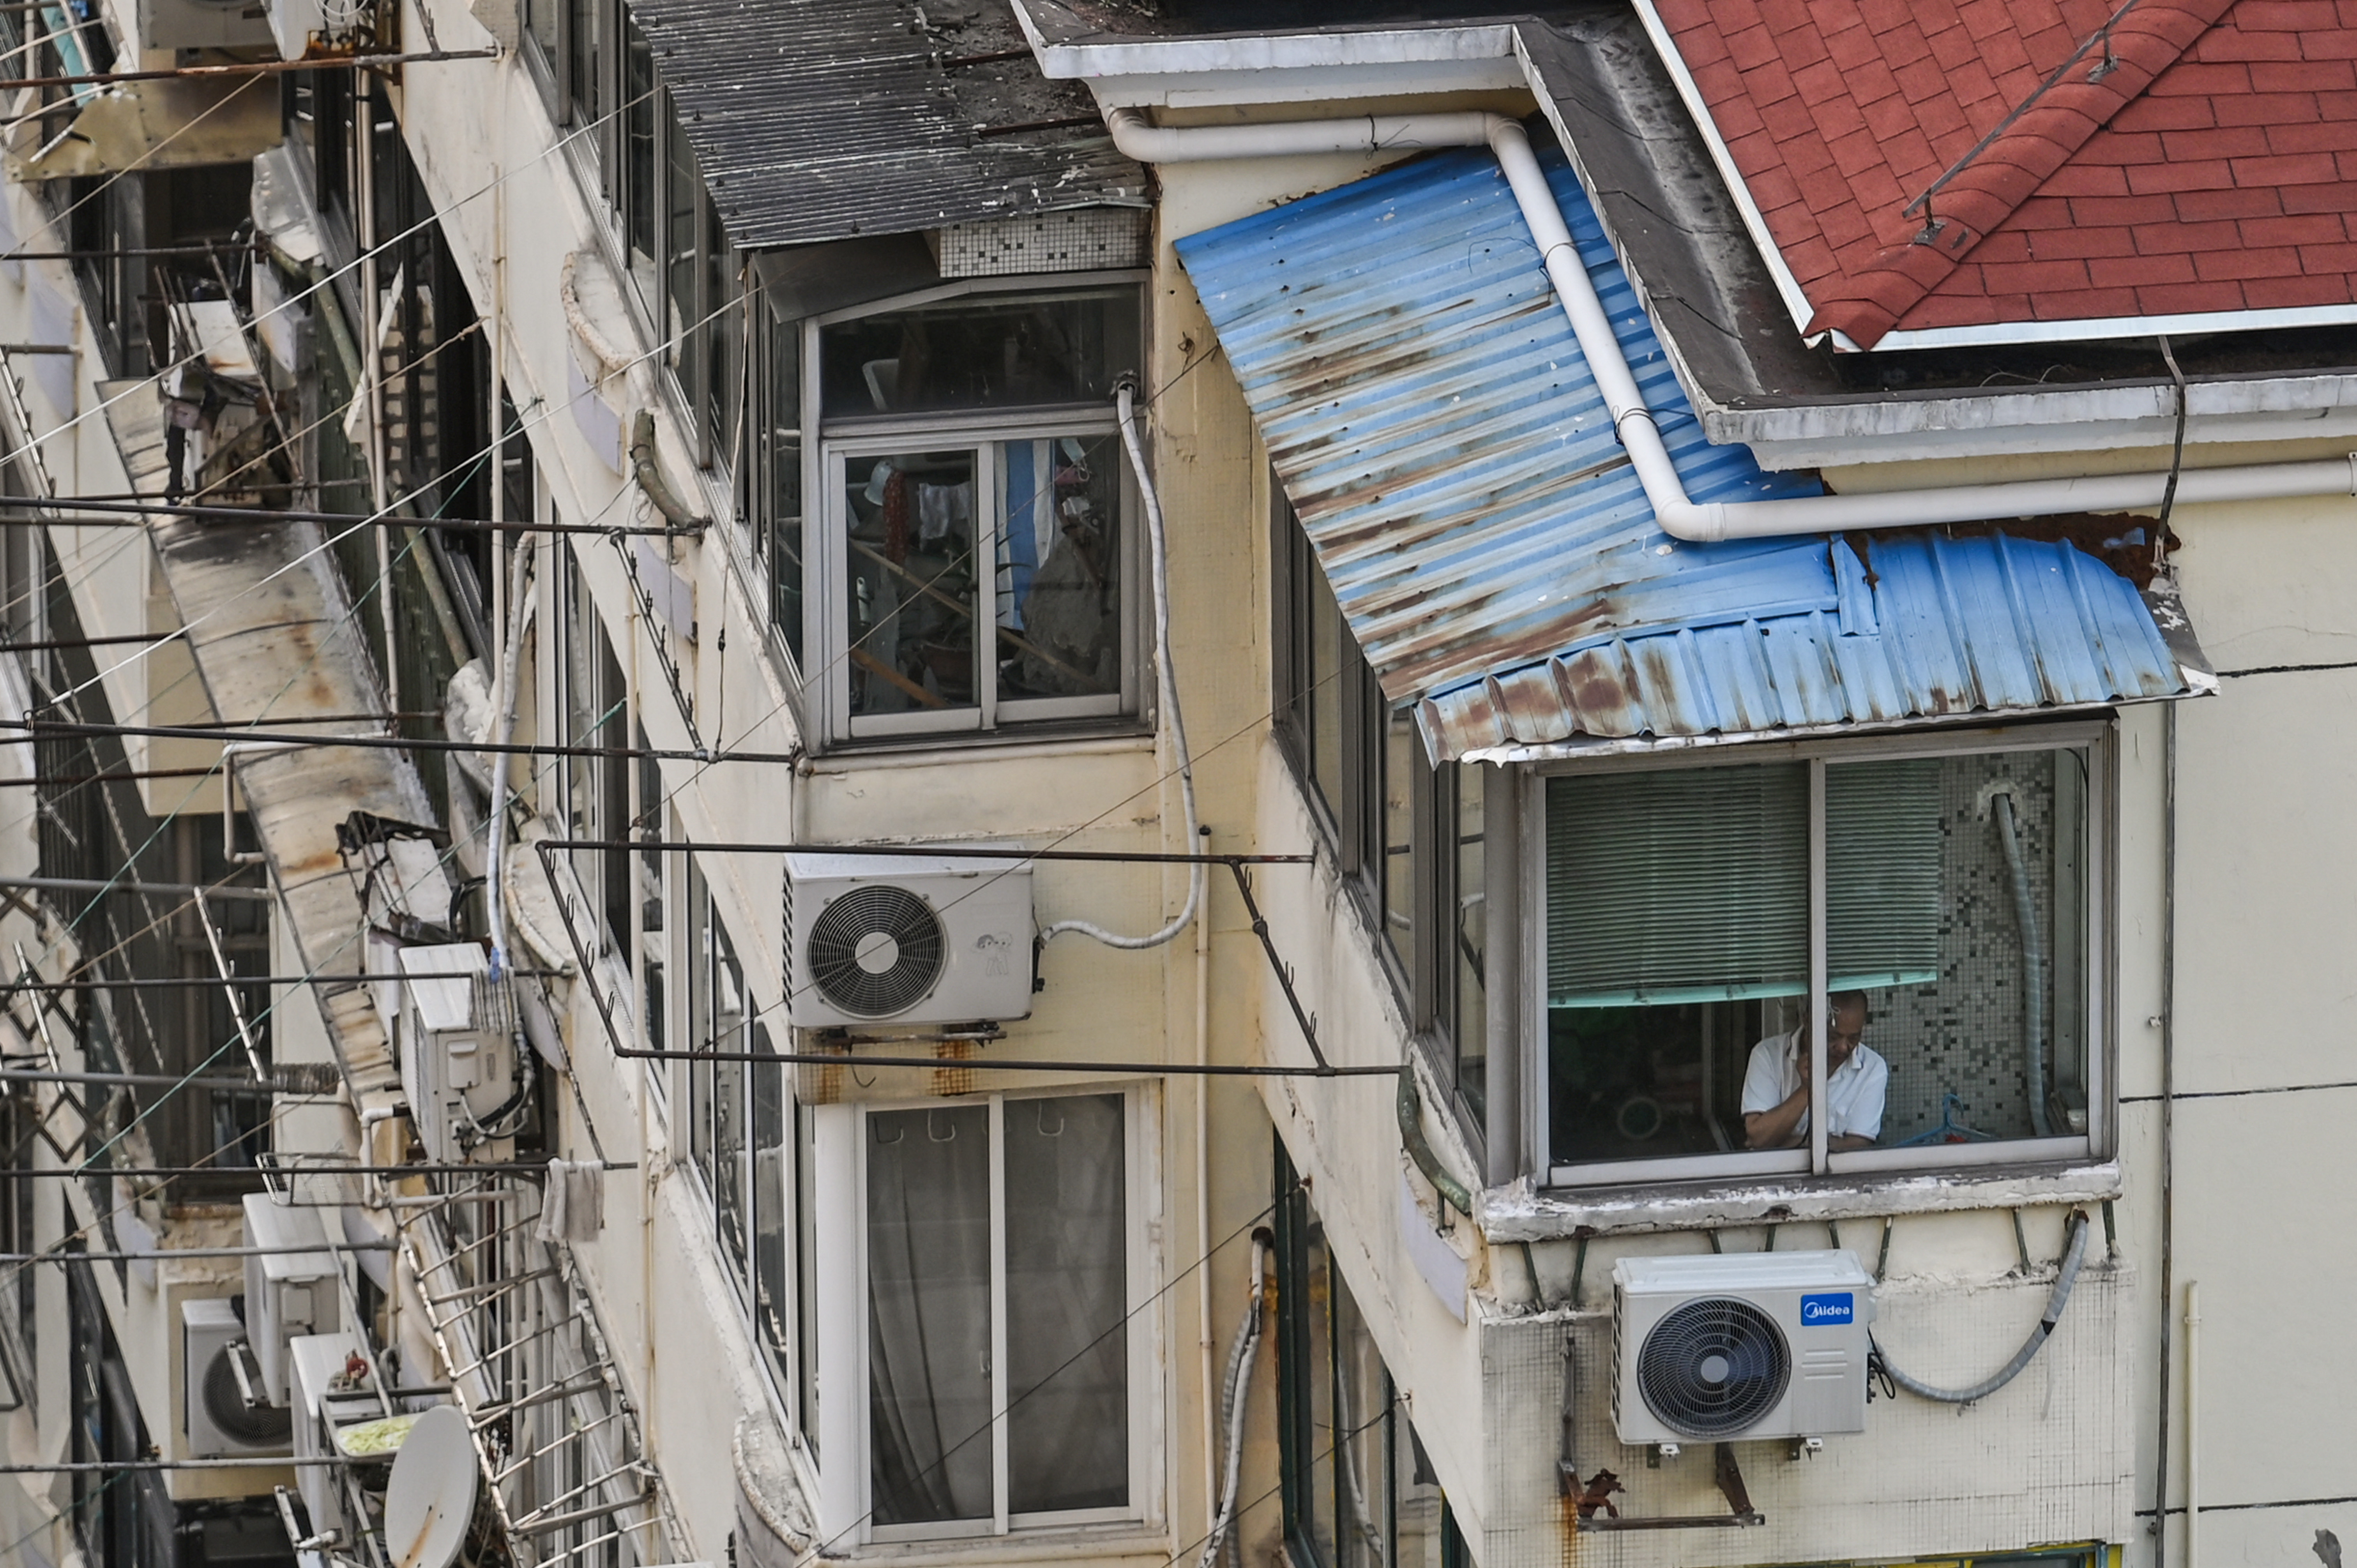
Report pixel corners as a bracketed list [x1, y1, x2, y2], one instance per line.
[1576, 1444, 1766, 1532]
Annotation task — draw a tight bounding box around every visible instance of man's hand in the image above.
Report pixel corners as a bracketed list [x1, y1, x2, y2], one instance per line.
[1743, 1078, 1809, 1149]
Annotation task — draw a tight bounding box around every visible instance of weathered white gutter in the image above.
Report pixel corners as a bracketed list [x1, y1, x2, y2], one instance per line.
[1110, 106, 2357, 541]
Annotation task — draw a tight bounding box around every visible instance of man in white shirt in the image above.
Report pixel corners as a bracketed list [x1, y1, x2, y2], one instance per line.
[1741, 991, 1887, 1151]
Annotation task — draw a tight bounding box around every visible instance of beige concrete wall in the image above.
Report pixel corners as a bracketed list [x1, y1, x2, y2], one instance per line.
[1136, 92, 2357, 1568]
[386, 20, 2357, 1567]
[385, 2, 1282, 1560]
[2137, 488, 2357, 1567]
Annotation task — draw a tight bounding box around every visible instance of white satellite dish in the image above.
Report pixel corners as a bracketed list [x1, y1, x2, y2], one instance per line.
[383, 1404, 477, 1568]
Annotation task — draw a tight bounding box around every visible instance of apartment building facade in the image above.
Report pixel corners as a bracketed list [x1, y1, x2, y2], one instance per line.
[0, 4, 2348, 1568]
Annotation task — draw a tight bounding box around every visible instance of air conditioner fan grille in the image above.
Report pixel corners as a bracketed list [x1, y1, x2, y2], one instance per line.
[806, 884, 946, 1017]
[201, 1344, 291, 1447]
[1635, 1296, 1790, 1438]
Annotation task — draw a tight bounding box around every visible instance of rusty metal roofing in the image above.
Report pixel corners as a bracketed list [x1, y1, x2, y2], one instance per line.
[629, 0, 1146, 253]
[1174, 146, 2207, 760]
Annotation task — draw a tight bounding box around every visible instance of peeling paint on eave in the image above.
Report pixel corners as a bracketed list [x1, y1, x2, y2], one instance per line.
[1450, 693, 2191, 768]
[1696, 371, 2357, 463]
[1475, 1161, 2124, 1243]
[1011, 7, 1520, 81]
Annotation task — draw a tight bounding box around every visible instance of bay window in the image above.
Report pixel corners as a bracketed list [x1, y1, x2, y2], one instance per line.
[555, 544, 630, 957]
[861, 1089, 1143, 1539]
[1272, 493, 1487, 1137]
[523, 0, 744, 471]
[1540, 725, 2105, 1185]
[634, 735, 666, 1063]
[806, 281, 1145, 743]
[679, 867, 821, 1446]
[1275, 1142, 1465, 1568]
[744, 295, 803, 668]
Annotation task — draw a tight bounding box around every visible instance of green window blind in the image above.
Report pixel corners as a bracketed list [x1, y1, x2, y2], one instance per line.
[1546, 764, 1806, 1008]
[1827, 758, 1943, 991]
[1546, 758, 1946, 1008]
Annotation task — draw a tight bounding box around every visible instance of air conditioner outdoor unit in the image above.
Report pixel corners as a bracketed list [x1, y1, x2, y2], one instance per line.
[290, 1330, 373, 1540]
[265, 0, 325, 58]
[1613, 1249, 1874, 1446]
[183, 1298, 291, 1459]
[397, 942, 520, 1165]
[783, 853, 1033, 1029]
[242, 1193, 340, 1407]
[138, 0, 273, 49]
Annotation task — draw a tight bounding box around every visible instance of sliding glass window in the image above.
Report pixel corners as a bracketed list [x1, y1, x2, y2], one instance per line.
[864, 1090, 1139, 1540]
[1541, 727, 2104, 1185]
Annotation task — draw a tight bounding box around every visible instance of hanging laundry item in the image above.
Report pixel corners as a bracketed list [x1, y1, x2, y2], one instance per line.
[916, 479, 972, 547]
[535, 1159, 604, 1242]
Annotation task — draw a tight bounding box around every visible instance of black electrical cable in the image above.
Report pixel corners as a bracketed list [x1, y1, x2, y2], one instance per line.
[1872, 1210, 2092, 1404]
[0, 493, 691, 537]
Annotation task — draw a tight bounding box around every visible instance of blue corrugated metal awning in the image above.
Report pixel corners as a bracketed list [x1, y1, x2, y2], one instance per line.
[1174, 147, 2209, 761]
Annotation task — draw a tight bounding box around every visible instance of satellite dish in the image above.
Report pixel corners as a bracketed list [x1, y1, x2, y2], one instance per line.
[383, 1405, 477, 1568]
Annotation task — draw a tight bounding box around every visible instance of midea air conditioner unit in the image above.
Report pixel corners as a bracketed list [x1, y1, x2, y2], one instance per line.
[397, 942, 521, 1165]
[1613, 1249, 1874, 1446]
[784, 853, 1033, 1029]
[183, 1298, 291, 1459]
[242, 1193, 340, 1407]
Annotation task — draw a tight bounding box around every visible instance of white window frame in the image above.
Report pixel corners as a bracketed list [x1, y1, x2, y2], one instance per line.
[1526, 719, 2114, 1188]
[671, 863, 820, 1459]
[812, 418, 1140, 743]
[831, 1084, 1155, 1547]
[801, 275, 1149, 749]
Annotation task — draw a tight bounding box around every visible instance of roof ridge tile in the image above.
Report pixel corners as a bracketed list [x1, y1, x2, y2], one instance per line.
[1801, 0, 2240, 345]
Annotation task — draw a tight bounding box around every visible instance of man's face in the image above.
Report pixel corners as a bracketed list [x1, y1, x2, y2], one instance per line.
[1827, 1005, 1867, 1070]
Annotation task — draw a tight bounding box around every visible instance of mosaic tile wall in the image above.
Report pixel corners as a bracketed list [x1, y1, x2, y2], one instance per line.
[1863, 750, 2083, 1144]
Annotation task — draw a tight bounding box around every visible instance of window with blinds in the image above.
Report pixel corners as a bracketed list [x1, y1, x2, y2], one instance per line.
[1546, 759, 1943, 1008]
[1546, 764, 1808, 1008]
[1542, 739, 2097, 1176]
[1827, 758, 1943, 991]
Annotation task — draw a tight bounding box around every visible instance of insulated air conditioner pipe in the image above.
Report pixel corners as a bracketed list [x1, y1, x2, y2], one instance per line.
[1874, 1207, 2090, 1404]
[1036, 380, 1203, 948]
[1198, 1228, 1270, 1568]
[1983, 782, 2052, 1139]
[1104, 107, 2357, 542]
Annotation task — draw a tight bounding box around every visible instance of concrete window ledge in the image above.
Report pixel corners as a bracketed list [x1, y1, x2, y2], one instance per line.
[843, 1529, 1179, 1566]
[1477, 1158, 2123, 1242]
[735, 1414, 818, 1568]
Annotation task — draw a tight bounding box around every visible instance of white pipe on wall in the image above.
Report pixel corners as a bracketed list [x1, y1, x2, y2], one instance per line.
[1195, 868, 1218, 1542]
[1037, 381, 1203, 947]
[2185, 1279, 2202, 1568]
[1104, 107, 2357, 543]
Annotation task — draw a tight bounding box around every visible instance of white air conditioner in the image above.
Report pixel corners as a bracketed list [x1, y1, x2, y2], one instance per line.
[784, 853, 1033, 1029]
[138, 0, 272, 49]
[398, 942, 521, 1165]
[266, 0, 325, 58]
[183, 1298, 291, 1459]
[242, 1193, 340, 1407]
[290, 1330, 371, 1539]
[1613, 1249, 1874, 1445]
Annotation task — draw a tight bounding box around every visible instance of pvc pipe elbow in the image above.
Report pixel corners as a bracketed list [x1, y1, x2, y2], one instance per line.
[1653, 500, 1726, 543]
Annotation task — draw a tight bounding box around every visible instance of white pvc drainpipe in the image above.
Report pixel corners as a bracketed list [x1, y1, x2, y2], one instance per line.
[2185, 1279, 2202, 1568]
[1108, 106, 2357, 541]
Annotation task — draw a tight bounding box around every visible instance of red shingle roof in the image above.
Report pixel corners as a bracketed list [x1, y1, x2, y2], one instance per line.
[1654, 0, 2357, 346]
